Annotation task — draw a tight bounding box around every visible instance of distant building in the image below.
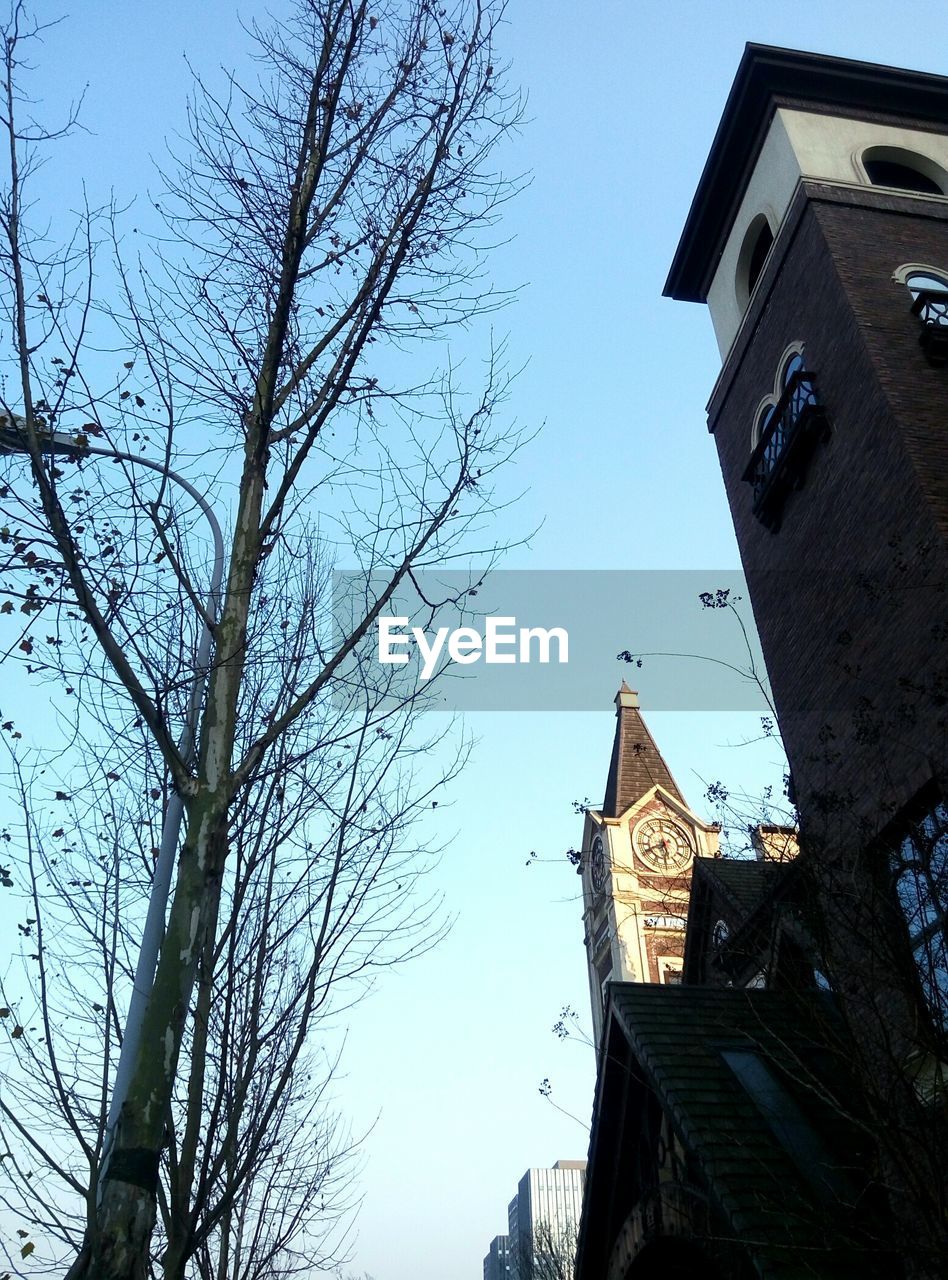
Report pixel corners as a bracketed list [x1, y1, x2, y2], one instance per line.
[578, 685, 719, 1047]
[507, 1161, 586, 1280]
[483, 1235, 511, 1280]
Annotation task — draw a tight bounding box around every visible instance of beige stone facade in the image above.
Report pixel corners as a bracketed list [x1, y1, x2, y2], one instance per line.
[581, 686, 719, 1047]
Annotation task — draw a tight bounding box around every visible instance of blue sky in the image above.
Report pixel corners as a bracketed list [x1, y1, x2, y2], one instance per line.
[5, 2, 948, 1278]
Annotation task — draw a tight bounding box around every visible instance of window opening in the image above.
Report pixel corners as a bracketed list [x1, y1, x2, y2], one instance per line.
[866, 158, 943, 195]
[905, 271, 948, 298]
[900, 268, 948, 364]
[744, 348, 829, 531]
[892, 800, 948, 1026]
[746, 221, 774, 295]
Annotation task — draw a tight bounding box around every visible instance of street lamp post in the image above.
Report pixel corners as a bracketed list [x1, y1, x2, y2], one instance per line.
[0, 416, 225, 1189]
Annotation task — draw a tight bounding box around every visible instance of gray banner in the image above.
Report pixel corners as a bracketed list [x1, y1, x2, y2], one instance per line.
[332, 570, 771, 712]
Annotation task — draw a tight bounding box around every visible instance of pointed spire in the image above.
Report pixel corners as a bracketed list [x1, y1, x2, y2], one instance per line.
[602, 687, 685, 818]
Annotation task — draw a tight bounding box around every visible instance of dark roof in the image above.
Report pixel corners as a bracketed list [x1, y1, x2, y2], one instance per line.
[698, 856, 788, 917]
[684, 857, 797, 983]
[602, 687, 685, 817]
[664, 44, 948, 303]
[578, 984, 888, 1280]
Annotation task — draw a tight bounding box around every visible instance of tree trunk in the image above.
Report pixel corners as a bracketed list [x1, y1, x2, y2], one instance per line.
[89, 797, 229, 1279]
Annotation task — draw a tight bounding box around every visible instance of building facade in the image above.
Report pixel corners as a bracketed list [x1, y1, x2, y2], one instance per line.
[576, 44, 948, 1280]
[664, 44, 948, 1273]
[507, 1161, 586, 1280]
[580, 685, 719, 1046]
[483, 1235, 511, 1280]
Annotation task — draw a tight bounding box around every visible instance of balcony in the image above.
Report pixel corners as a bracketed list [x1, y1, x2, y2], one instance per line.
[742, 370, 830, 532]
[911, 289, 948, 366]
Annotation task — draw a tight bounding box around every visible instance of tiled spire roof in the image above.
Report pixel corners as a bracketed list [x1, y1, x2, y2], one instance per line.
[601, 684, 685, 818]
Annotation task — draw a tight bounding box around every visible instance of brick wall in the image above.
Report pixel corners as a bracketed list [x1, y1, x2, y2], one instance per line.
[708, 183, 948, 845]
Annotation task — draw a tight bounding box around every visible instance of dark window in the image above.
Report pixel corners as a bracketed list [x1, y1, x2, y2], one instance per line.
[904, 269, 948, 365]
[866, 158, 943, 195]
[781, 350, 804, 383]
[744, 356, 830, 531]
[596, 951, 613, 1006]
[746, 220, 774, 294]
[893, 801, 948, 1025]
[752, 350, 804, 448]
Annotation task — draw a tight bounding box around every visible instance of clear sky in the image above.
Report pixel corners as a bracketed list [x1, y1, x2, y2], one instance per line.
[5, 3, 948, 1279]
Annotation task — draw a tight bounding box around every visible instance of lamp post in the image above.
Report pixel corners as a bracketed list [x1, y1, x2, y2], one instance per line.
[0, 416, 224, 1188]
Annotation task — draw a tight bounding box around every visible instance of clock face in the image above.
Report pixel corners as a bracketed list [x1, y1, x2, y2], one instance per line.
[633, 815, 693, 874]
[590, 834, 606, 893]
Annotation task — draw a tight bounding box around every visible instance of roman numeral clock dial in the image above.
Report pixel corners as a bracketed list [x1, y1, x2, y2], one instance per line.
[633, 816, 694, 873]
[590, 834, 606, 893]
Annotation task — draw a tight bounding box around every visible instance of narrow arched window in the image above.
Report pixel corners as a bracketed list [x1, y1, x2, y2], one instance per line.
[736, 214, 774, 310]
[744, 342, 829, 531]
[751, 346, 806, 448]
[780, 349, 804, 386]
[746, 221, 774, 295]
[753, 402, 777, 451]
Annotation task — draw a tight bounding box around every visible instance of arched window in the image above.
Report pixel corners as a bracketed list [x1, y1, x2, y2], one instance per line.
[746, 220, 773, 294]
[780, 348, 805, 385]
[904, 269, 948, 300]
[891, 800, 948, 1028]
[752, 402, 777, 452]
[751, 344, 805, 449]
[744, 341, 829, 531]
[862, 146, 948, 196]
[894, 264, 948, 363]
[866, 159, 942, 194]
[736, 213, 774, 310]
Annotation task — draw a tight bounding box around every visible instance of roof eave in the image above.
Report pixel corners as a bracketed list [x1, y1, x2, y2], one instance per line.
[663, 43, 948, 304]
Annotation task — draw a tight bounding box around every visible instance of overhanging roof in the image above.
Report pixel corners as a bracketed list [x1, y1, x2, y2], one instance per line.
[697, 854, 788, 917]
[664, 44, 948, 304]
[577, 984, 889, 1280]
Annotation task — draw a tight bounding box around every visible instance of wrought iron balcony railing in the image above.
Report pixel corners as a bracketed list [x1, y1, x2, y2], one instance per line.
[911, 289, 948, 366]
[742, 369, 830, 532]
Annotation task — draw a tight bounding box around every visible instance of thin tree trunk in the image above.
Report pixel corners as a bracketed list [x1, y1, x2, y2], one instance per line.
[89, 799, 229, 1277]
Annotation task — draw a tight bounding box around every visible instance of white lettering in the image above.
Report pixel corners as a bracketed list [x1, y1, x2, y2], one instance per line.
[375, 616, 570, 678]
[447, 627, 483, 666]
[378, 617, 411, 665]
[416, 626, 449, 680]
[484, 616, 517, 664]
[519, 625, 569, 665]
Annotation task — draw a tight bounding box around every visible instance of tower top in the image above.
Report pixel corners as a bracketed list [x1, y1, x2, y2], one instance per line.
[615, 681, 639, 709]
[602, 688, 684, 817]
[664, 43, 948, 304]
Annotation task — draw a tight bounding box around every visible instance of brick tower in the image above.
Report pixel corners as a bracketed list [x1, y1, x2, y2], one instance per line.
[665, 45, 948, 839]
[664, 46, 948, 1276]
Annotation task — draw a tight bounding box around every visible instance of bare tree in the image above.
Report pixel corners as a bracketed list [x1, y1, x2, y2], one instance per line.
[510, 1218, 579, 1280]
[0, 630, 470, 1278]
[0, 1, 523, 1276]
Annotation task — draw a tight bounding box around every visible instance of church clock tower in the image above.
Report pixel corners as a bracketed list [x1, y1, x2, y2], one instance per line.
[581, 685, 719, 1046]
